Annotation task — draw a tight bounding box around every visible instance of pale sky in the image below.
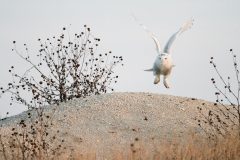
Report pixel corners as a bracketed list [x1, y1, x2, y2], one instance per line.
[1, 0, 240, 116]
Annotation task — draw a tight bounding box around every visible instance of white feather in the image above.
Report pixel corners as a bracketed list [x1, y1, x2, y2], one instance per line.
[132, 14, 162, 54]
[163, 18, 194, 53]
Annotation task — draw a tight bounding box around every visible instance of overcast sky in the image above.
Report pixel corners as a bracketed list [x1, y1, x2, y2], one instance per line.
[0, 0, 240, 116]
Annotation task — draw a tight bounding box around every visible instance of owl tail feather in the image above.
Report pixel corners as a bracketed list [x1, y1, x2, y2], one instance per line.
[144, 68, 153, 71]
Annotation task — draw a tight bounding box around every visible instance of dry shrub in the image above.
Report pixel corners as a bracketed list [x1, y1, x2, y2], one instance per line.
[0, 107, 67, 160]
[0, 25, 123, 159]
[0, 25, 123, 109]
[197, 49, 240, 140]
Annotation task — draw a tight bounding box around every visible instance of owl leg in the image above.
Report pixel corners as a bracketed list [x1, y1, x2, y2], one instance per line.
[163, 75, 170, 88]
[154, 75, 160, 84]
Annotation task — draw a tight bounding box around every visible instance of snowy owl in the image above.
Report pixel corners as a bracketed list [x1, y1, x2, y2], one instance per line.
[134, 16, 194, 88]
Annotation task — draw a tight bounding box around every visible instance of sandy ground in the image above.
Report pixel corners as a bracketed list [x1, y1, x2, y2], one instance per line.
[0, 92, 214, 159]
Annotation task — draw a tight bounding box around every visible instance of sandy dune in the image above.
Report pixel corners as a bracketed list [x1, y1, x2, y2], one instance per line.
[0, 92, 214, 158]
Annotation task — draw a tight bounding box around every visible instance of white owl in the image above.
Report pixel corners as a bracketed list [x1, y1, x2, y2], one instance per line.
[135, 17, 194, 88]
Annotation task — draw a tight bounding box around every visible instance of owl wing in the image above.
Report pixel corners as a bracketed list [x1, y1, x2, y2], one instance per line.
[163, 18, 194, 54]
[133, 14, 162, 54]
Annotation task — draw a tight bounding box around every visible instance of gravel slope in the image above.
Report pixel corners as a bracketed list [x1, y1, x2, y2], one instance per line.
[0, 92, 213, 158]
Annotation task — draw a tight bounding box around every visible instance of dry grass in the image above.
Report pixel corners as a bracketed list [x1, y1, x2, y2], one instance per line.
[58, 132, 240, 160]
[155, 133, 240, 160]
[0, 107, 67, 160]
[1, 125, 239, 160]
